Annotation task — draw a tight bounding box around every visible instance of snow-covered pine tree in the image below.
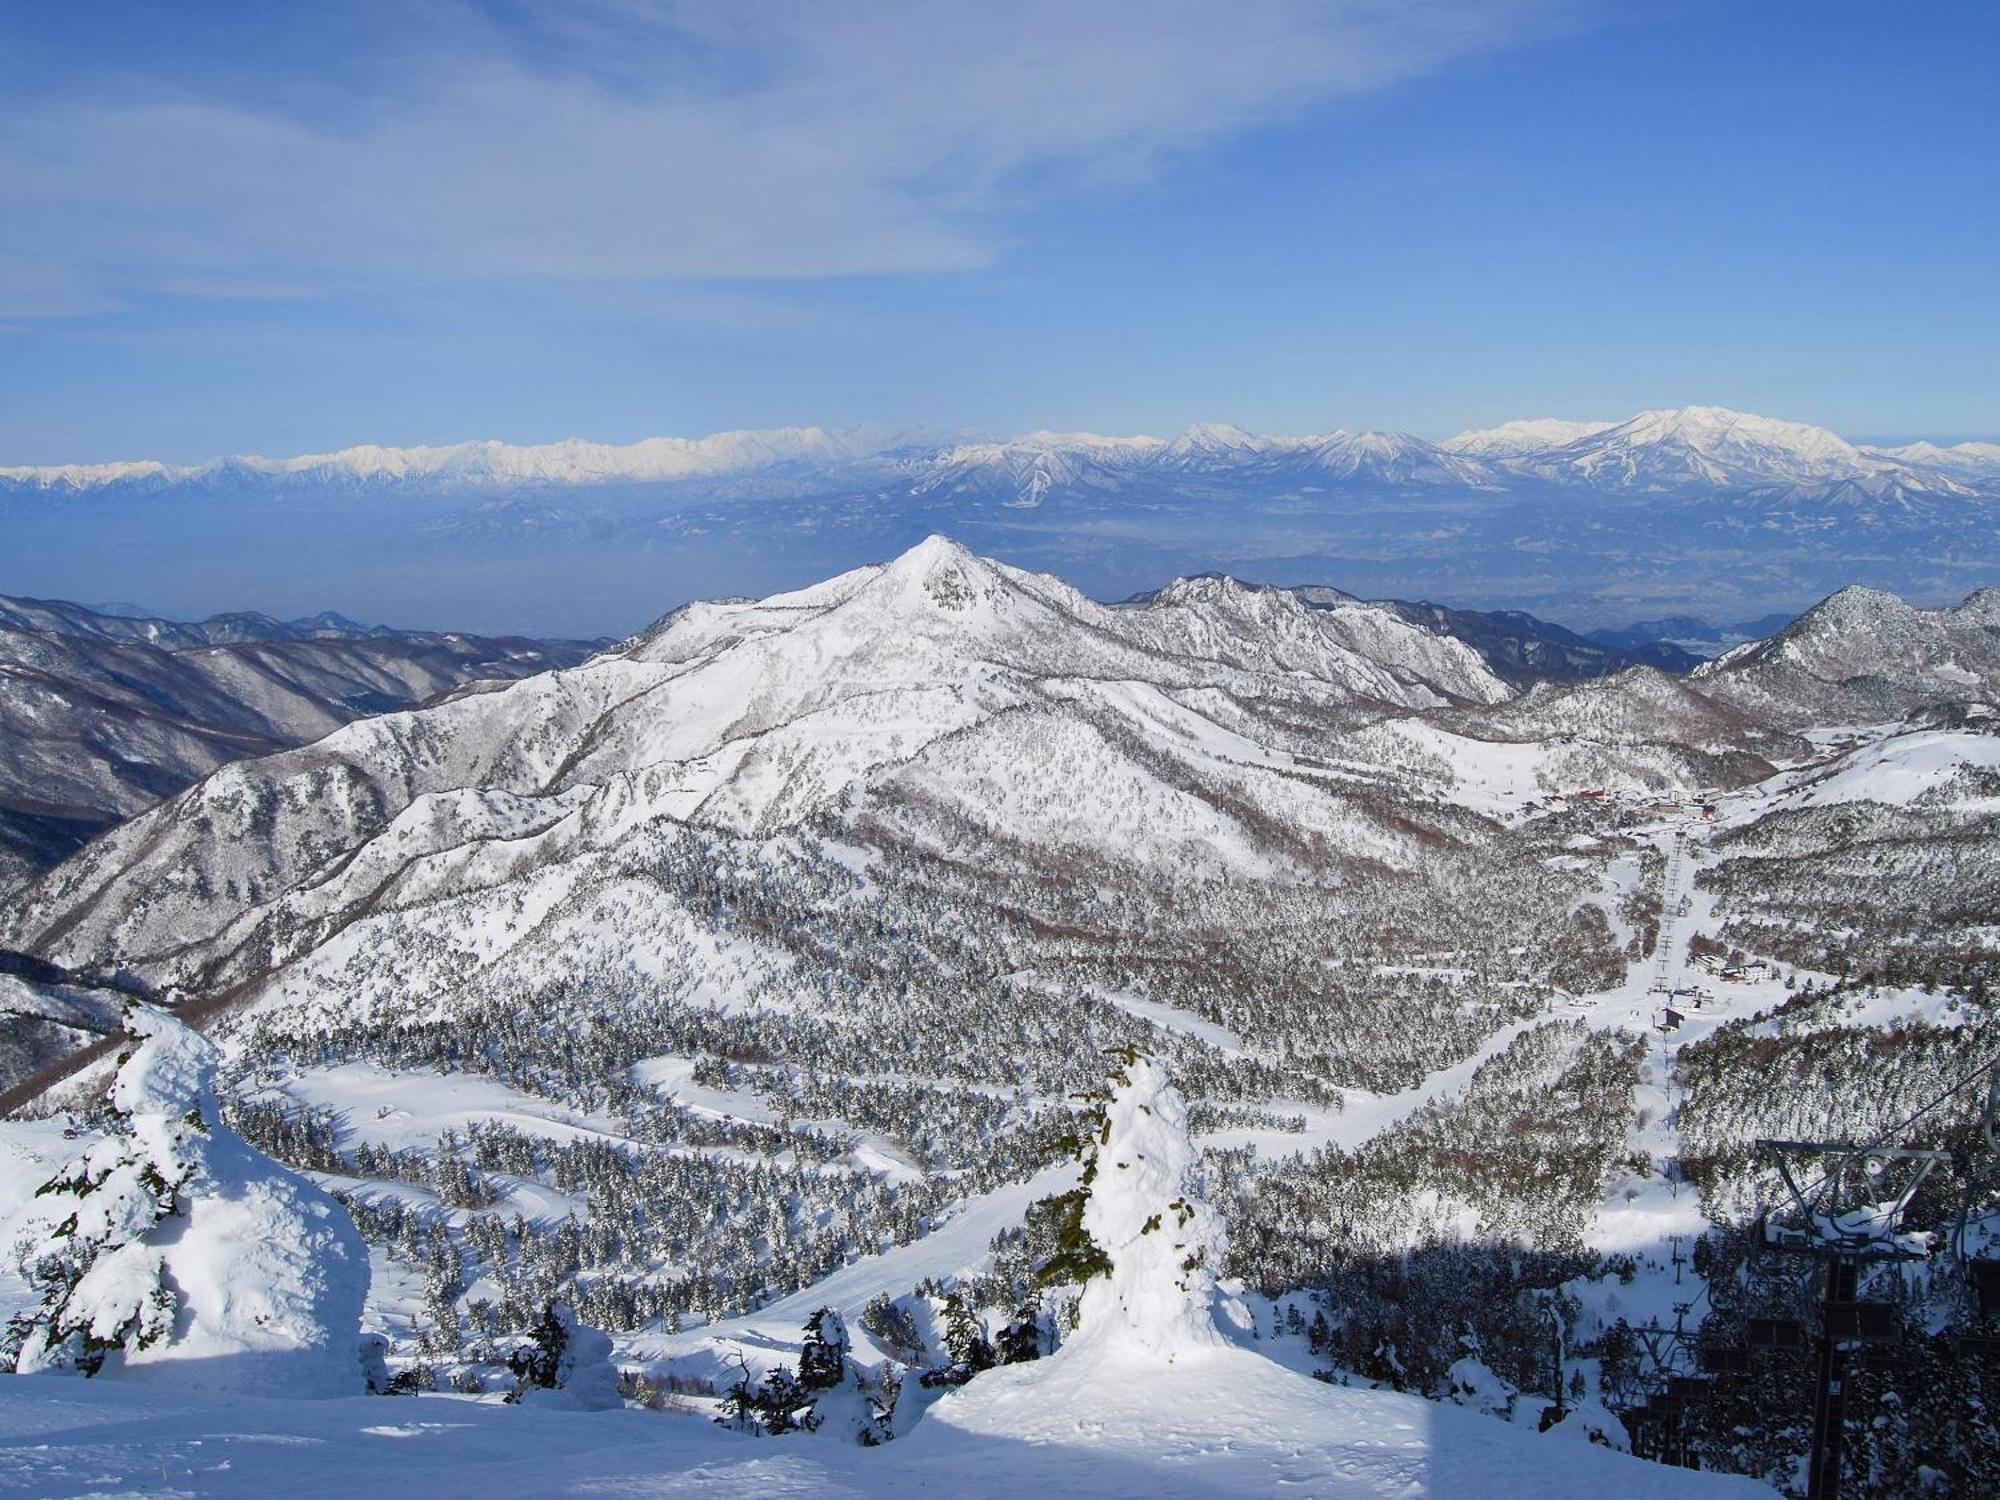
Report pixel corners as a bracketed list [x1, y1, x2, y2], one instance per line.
[5, 1004, 370, 1396]
[995, 1298, 1044, 1364]
[921, 1291, 996, 1387]
[1068, 1048, 1228, 1360]
[798, 1305, 849, 1392]
[717, 1358, 818, 1435]
[505, 1301, 621, 1410]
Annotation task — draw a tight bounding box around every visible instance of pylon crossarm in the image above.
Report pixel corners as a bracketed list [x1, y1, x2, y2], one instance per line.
[1757, 1142, 1948, 1261]
[1759, 1139, 1833, 1224]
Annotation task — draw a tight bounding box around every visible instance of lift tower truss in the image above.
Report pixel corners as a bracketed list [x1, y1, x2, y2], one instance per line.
[1755, 1139, 1948, 1500]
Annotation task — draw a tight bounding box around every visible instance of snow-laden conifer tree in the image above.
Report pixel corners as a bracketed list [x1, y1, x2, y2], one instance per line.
[506, 1302, 621, 1410]
[798, 1306, 850, 1393]
[5, 1004, 370, 1396]
[1069, 1049, 1228, 1360]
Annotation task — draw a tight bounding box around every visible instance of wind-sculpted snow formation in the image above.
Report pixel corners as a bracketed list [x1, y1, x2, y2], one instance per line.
[1071, 1053, 1229, 1359]
[6, 1005, 370, 1396]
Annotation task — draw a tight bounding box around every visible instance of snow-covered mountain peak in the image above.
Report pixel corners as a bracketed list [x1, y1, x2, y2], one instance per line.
[1307, 428, 1500, 486]
[1959, 584, 2000, 621]
[1766, 584, 1928, 655]
[1611, 405, 1860, 460]
[1440, 417, 1617, 456]
[865, 533, 1011, 613]
[1517, 404, 1909, 491]
[1694, 582, 2000, 724]
[1167, 421, 1268, 457]
[1125, 570, 1510, 706]
[1143, 572, 1277, 608]
[1864, 437, 2000, 478]
[0, 458, 191, 490]
[630, 535, 1041, 666]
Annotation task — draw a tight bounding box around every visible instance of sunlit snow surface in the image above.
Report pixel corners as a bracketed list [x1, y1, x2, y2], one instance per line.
[0, 1322, 1773, 1499]
[2, 542, 1990, 1495]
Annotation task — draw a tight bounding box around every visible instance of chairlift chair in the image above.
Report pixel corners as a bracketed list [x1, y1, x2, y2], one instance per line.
[1748, 1316, 1806, 1350]
[1824, 1301, 1899, 1343]
[1697, 1343, 1750, 1375]
[1969, 1259, 2000, 1319]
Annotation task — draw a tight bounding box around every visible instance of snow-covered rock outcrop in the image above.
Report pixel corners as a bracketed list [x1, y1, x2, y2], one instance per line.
[6, 1005, 370, 1396]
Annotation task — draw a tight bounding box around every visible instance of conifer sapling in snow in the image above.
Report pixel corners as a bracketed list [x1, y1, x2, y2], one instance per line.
[996, 1298, 1044, 1364]
[922, 1290, 996, 1387]
[506, 1302, 621, 1411]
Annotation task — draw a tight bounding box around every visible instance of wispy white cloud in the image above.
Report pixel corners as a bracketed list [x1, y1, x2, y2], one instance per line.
[2, 1, 1581, 314]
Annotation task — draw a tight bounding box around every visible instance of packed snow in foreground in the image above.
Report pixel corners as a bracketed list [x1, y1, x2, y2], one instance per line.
[0, 1028, 1768, 1497]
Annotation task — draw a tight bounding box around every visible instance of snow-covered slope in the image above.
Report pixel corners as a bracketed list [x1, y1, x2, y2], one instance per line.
[1695, 585, 2000, 724]
[0, 1332, 1774, 1498]
[1, 539, 1991, 1493]
[0, 1041, 1769, 1498]
[3, 538, 1519, 991]
[0, 596, 602, 891]
[1765, 725, 2000, 812]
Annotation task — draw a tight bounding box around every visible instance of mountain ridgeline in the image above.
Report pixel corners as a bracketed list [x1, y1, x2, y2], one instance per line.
[2, 540, 1996, 1495]
[0, 574, 1738, 900]
[5, 404, 1996, 635]
[0, 594, 607, 891]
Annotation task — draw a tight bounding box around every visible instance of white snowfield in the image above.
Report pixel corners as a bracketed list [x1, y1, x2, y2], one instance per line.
[0, 1354, 1775, 1498]
[1772, 727, 2000, 812]
[0, 1046, 1767, 1498]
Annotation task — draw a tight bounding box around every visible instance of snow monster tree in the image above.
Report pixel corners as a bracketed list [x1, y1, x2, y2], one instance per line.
[1062, 1047, 1229, 1359]
[6, 1004, 371, 1395]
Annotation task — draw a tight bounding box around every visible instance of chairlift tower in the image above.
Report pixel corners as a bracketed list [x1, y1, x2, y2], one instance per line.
[1755, 1138, 1948, 1500]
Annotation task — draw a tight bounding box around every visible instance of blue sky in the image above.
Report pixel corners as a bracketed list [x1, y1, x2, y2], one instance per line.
[2, 0, 1995, 464]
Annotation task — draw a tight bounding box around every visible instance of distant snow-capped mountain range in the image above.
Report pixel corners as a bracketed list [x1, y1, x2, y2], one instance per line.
[6, 405, 1997, 497]
[5, 405, 1995, 639]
